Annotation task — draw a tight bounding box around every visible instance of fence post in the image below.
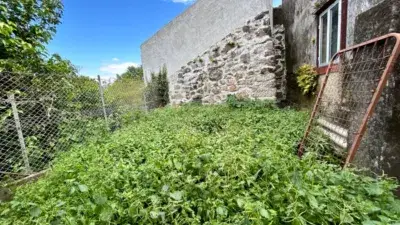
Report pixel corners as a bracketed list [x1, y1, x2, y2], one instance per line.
[8, 93, 31, 173]
[97, 75, 108, 127]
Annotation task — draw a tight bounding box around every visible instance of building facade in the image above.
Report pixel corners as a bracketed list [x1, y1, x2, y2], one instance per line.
[141, 0, 273, 83]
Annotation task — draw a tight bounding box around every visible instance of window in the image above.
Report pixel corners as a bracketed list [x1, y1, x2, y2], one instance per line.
[319, 0, 341, 66]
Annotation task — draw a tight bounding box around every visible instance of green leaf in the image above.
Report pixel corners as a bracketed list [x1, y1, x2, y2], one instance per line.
[161, 185, 169, 192]
[50, 217, 62, 225]
[237, 199, 245, 208]
[78, 184, 88, 193]
[93, 195, 107, 205]
[308, 195, 318, 209]
[216, 206, 227, 217]
[259, 208, 270, 219]
[29, 206, 41, 217]
[169, 191, 183, 201]
[150, 211, 159, 219]
[70, 187, 76, 195]
[128, 204, 139, 217]
[340, 211, 354, 224]
[99, 206, 113, 222]
[56, 201, 65, 207]
[1, 208, 10, 216]
[362, 221, 380, 225]
[365, 183, 384, 196]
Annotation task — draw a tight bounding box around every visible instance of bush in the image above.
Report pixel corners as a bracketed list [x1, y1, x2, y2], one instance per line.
[145, 66, 169, 109]
[0, 105, 399, 224]
[296, 64, 318, 96]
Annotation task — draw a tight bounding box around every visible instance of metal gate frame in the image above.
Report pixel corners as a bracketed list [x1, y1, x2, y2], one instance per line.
[298, 33, 400, 167]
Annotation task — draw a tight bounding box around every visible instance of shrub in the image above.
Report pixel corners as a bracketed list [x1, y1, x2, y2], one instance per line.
[296, 64, 318, 96]
[145, 66, 169, 109]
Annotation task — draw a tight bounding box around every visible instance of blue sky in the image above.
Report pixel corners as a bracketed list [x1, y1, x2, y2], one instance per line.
[47, 0, 282, 79]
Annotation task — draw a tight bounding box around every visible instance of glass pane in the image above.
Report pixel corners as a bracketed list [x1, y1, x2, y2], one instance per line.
[321, 13, 328, 64]
[330, 4, 339, 59]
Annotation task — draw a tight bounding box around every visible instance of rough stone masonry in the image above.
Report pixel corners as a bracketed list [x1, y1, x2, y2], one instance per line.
[169, 11, 286, 105]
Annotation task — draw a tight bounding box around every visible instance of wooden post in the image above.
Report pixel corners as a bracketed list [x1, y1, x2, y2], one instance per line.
[8, 93, 31, 173]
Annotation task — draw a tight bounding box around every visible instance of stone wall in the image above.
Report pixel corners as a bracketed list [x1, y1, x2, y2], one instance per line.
[141, 0, 273, 83]
[169, 11, 286, 105]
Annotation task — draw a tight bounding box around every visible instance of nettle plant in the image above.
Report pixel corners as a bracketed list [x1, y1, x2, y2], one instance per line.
[1, 104, 400, 225]
[296, 64, 319, 96]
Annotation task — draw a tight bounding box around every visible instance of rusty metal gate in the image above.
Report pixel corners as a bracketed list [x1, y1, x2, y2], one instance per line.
[298, 33, 400, 167]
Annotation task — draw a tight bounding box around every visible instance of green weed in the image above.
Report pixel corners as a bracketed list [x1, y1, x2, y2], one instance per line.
[0, 105, 399, 224]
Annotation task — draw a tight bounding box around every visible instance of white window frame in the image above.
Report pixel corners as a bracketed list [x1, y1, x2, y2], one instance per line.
[318, 0, 342, 66]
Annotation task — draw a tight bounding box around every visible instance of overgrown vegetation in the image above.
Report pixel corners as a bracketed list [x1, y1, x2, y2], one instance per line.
[116, 65, 144, 81]
[1, 104, 399, 224]
[226, 94, 276, 109]
[296, 64, 319, 96]
[105, 78, 145, 108]
[145, 65, 169, 109]
[0, 0, 148, 177]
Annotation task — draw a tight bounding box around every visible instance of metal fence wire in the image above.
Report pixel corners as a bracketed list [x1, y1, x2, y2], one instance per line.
[0, 72, 146, 181]
[298, 33, 400, 167]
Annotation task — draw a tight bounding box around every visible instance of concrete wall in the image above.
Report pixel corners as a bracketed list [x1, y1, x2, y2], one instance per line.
[350, 0, 400, 189]
[281, 0, 318, 105]
[141, 0, 273, 83]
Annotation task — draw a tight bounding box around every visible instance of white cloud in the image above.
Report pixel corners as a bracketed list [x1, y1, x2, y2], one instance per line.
[169, 0, 195, 4]
[99, 62, 139, 75]
[112, 58, 119, 61]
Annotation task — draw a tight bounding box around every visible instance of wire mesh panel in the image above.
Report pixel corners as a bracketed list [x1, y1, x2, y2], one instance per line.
[298, 33, 400, 166]
[0, 72, 146, 182]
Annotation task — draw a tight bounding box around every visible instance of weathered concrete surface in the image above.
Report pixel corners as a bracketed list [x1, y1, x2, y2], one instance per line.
[141, 0, 273, 83]
[347, 0, 386, 46]
[169, 12, 286, 105]
[281, 0, 318, 106]
[351, 0, 400, 188]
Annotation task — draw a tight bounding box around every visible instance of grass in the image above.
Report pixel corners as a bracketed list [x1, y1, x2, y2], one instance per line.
[0, 104, 399, 224]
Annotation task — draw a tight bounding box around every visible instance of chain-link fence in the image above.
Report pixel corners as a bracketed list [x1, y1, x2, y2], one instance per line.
[0, 72, 147, 182]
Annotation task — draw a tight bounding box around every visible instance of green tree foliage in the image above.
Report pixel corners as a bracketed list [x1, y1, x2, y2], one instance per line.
[117, 65, 143, 80]
[0, 0, 64, 72]
[145, 66, 169, 109]
[0, 0, 102, 175]
[0, 105, 399, 224]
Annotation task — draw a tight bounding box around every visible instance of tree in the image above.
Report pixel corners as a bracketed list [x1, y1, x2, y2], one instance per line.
[118, 65, 143, 80]
[145, 65, 169, 108]
[0, 0, 64, 72]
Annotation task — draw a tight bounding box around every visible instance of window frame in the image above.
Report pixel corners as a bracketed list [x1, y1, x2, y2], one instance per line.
[318, 0, 342, 67]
